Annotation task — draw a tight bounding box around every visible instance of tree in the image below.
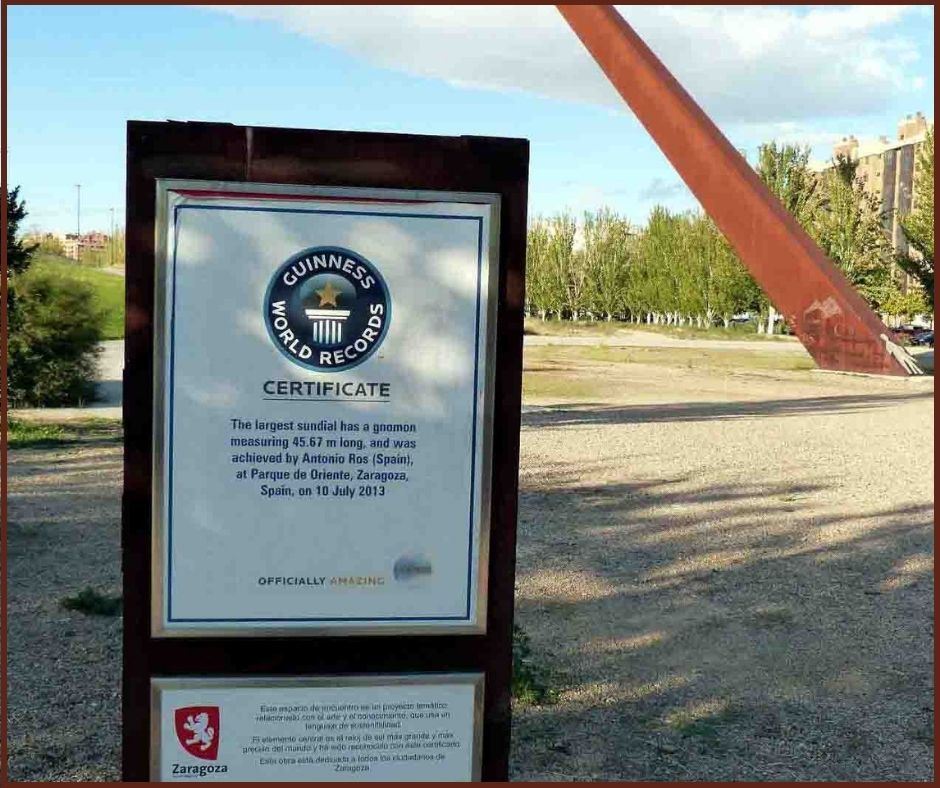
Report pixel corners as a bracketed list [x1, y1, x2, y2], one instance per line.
[525, 219, 552, 319]
[636, 206, 684, 324]
[582, 208, 634, 321]
[566, 248, 591, 321]
[543, 212, 577, 319]
[897, 127, 934, 309]
[814, 155, 894, 310]
[6, 270, 104, 406]
[678, 214, 711, 325]
[756, 142, 821, 332]
[5, 188, 36, 335]
[881, 287, 928, 323]
[6, 187, 104, 406]
[757, 142, 820, 225]
[696, 215, 754, 328]
[36, 234, 65, 256]
[5, 188, 34, 277]
[84, 229, 126, 268]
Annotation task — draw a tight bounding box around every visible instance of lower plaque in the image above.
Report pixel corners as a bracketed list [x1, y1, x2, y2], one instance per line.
[151, 674, 483, 782]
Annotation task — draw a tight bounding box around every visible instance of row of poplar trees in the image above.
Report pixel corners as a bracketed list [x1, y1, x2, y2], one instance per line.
[526, 135, 934, 331]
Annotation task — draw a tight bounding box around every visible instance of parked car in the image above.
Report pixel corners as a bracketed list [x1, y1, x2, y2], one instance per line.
[911, 329, 934, 347]
[891, 325, 919, 345]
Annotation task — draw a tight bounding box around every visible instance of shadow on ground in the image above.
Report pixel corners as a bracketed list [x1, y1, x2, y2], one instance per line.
[511, 449, 933, 781]
[6, 441, 123, 782]
[5, 383, 934, 782]
[524, 390, 933, 427]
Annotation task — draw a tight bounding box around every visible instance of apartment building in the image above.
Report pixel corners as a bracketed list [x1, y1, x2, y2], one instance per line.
[62, 231, 109, 261]
[824, 112, 932, 257]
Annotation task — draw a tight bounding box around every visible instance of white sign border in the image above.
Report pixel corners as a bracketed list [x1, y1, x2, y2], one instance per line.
[151, 179, 500, 637]
[150, 672, 485, 782]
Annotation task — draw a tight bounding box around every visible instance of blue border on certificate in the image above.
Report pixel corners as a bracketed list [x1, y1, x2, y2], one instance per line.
[164, 202, 487, 627]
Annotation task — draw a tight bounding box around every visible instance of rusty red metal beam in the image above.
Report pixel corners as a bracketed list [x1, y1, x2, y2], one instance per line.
[558, 4, 918, 376]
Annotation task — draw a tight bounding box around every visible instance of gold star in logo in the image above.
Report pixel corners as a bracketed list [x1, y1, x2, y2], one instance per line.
[316, 281, 342, 308]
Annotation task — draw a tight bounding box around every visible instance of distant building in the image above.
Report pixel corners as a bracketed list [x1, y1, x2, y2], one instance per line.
[23, 231, 65, 252]
[815, 112, 932, 258]
[63, 231, 109, 260]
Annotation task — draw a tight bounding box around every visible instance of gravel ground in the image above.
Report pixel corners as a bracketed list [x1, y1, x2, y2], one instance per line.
[7, 430, 123, 781]
[511, 356, 933, 781]
[6, 353, 933, 781]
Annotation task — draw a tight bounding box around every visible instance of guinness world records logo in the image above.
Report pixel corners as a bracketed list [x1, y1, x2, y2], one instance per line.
[263, 246, 391, 372]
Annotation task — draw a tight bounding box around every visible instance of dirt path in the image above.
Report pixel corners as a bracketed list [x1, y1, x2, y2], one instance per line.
[5, 357, 933, 781]
[525, 330, 807, 353]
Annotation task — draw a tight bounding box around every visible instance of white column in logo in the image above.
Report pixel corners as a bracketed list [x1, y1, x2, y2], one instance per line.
[305, 309, 351, 345]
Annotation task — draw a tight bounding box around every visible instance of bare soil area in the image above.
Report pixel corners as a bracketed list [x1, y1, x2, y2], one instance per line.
[6, 351, 933, 781]
[512, 352, 934, 780]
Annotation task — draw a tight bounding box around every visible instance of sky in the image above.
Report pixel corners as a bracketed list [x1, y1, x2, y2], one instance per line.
[6, 4, 935, 234]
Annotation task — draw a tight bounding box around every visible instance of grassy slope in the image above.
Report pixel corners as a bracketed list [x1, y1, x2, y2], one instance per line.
[30, 254, 124, 340]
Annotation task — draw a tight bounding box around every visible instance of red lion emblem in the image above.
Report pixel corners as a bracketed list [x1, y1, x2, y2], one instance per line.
[174, 706, 220, 760]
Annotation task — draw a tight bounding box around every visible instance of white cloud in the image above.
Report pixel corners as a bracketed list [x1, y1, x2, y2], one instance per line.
[208, 4, 930, 122]
[730, 121, 847, 148]
[638, 178, 687, 202]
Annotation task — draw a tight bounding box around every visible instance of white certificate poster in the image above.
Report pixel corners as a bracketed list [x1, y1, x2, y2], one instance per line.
[152, 182, 497, 635]
[151, 675, 483, 782]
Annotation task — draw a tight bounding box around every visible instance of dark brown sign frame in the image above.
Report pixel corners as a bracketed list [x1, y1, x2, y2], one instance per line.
[123, 120, 528, 781]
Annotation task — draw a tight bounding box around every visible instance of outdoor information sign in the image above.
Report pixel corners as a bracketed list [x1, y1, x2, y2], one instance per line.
[153, 182, 497, 636]
[151, 675, 484, 781]
[123, 121, 527, 782]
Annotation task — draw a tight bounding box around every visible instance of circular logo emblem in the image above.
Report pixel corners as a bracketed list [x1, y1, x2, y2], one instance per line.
[263, 246, 390, 372]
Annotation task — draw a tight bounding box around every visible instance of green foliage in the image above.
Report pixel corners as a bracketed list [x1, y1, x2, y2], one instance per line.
[757, 142, 820, 224]
[524, 134, 920, 333]
[548, 212, 578, 317]
[35, 234, 65, 256]
[519, 140, 927, 335]
[525, 218, 551, 318]
[582, 208, 635, 320]
[6, 420, 66, 447]
[61, 587, 122, 616]
[5, 187, 35, 277]
[897, 128, 934, 308]
[637, 206, 684, 319]
[753, 142, 822, 327]
[7, 266, 104, 407]
[526, 205, 757, 329]
[7, 418, 121, 448]
[6, 190, 109, 408]
[814, 157, 894, 309]
[31, 254, 125, 340]
[702, 217, 758, 326]
[511, 624, 559, 705]
[6, 188, 37, 338]
[881, 288, 929, 322]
